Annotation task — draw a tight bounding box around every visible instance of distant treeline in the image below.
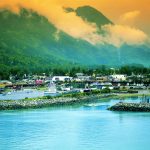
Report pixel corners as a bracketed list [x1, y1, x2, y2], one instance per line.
[0, 64, 150, 80]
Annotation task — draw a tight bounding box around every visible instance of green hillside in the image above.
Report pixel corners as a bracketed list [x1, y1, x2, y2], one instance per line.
[0, 8, 116, 78]
[0, 6, 150, 79]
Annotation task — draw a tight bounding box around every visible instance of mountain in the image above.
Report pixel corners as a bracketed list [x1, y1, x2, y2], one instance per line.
[66, 6, 113, 28]
[0, 8, 117, 70]
[76, 6, 113, 27]
[0, 6, 150, 78]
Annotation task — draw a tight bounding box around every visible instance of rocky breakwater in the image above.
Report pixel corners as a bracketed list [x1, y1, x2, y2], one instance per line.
[0, 97, 81, 110]
[0, 94, 114, 110]
[108, 102, 150, 112]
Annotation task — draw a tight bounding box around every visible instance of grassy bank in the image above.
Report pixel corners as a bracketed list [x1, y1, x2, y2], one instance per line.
[112, 93, 150, 99]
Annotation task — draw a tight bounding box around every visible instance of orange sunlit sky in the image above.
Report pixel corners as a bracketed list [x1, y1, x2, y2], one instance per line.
[71, 0, 150, 33]
[0, 0, 149, 46]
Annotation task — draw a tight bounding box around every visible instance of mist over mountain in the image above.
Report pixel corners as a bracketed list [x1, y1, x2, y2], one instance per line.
[0, 5, 150, 75]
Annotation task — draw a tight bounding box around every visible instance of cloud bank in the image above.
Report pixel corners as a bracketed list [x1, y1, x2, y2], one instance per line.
[0, 0, 149, 47]
[119, 10, 141, 27]
[0, 0, 99, 44]
[100, 24, 148, 47]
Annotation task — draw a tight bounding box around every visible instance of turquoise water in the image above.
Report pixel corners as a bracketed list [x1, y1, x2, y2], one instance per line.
[0, 97, 150, 150]
[0, 90, 44, 100]
[0, 90, 58, 100]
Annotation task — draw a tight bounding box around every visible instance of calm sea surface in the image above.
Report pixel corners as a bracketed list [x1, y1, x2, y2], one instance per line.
[0, 97, 150, 150]
[0, 90, 44, 100]
[0, 90, 58, 100]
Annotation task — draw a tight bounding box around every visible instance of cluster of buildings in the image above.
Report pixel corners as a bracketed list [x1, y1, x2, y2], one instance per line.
[0, 73, 150, 93]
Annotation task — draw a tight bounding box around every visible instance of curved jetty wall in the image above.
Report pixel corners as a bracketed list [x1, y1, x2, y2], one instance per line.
[0, 94, 114, 111]
[108, 102, 150, 112]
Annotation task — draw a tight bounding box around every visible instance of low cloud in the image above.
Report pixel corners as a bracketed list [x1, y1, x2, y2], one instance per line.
[118, 10, 141, 27]
[0, 0, 99, 44]
[99, 24, 148, 47]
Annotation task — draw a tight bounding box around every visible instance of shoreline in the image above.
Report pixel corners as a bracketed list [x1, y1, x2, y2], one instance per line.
[0, 93, 150, 111]
[0, 93, 112, 111]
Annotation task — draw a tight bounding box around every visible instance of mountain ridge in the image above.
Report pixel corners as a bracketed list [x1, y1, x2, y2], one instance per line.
[0, 6, 149, 79]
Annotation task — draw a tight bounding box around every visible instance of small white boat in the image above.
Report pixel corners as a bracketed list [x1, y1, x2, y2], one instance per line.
[84, 104, 98, 107]
[7, 92, 12, 95]
[23, 89, 33, 93]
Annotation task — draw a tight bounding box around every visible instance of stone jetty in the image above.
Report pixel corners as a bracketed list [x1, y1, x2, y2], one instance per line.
[108, 102, 150, 112]
[0, 94, 114, 111]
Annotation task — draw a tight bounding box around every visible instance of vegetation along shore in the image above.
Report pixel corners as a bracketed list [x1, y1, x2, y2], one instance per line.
[0, 91, 150, 111]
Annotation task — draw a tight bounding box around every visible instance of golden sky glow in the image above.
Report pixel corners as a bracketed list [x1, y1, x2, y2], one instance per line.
[0, 0, 149, 46]
[62, 0, 150, 34]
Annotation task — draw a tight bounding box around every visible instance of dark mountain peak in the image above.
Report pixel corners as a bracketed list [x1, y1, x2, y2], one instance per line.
[75, 5, 113, 27]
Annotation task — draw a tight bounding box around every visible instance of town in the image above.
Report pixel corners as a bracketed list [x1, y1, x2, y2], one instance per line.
[0, 69, 150, 99]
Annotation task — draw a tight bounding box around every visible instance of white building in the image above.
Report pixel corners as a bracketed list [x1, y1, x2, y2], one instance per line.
[109, 75, 127, 81]
[75, 73, 92, 81]
[52, 76, 72, 82]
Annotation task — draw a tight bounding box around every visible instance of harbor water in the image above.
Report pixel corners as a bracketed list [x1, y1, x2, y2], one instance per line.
[0, 97, 150, 150]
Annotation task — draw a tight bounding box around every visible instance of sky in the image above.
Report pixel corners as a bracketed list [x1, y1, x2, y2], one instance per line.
[0, 0, 149, 47]
[69, 0, 150, 33]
